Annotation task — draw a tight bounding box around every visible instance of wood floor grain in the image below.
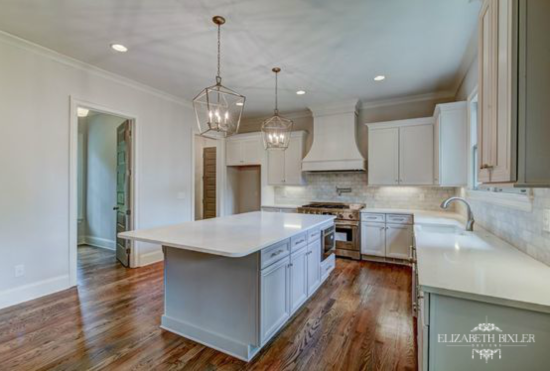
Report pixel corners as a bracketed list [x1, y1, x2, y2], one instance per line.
[0, 246, 416, 371]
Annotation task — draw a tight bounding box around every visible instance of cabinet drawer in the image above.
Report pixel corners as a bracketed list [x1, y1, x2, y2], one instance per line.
[290, 232, 308, 252]
[386, 214, 413, 225]
[261, 240, 290, 269]
[361, 213, 385, 223]
[307, 227, 320, 242]
[321, 254, 335, 282]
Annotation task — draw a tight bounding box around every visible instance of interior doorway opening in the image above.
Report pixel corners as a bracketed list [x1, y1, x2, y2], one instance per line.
[75, 107, 135, 283]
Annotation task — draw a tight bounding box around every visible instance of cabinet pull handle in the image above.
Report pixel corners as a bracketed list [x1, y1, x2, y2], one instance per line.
[480, 164, 494, 170]
[271, 250, 283, 258]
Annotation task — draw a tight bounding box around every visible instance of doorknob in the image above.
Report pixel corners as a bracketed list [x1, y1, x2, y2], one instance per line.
[113, 206, 119, 211]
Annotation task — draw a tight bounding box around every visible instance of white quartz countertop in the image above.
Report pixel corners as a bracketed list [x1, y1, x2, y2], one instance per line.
[414, 216, 550, 312]
[119, 211, 335, 258]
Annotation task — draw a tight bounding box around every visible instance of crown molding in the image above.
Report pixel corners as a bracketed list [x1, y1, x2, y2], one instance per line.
[241, 109, 313, 124]
[360, 91, 455, 110]
[0, 30, 192, 109]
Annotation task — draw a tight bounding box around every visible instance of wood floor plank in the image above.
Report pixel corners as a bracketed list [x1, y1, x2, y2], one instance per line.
[0, 245, 416, 370]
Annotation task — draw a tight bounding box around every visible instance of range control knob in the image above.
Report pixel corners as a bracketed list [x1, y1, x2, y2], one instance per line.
[338, 213, 344, 219]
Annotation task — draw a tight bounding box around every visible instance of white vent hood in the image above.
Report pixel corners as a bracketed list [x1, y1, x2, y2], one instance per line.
[302, 100, 366, 172]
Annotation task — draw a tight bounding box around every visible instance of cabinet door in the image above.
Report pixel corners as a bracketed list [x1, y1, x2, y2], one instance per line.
[261, 257, 290, 344]
[226, 141, 242, 166]
[399, 124, 434, 185]
[284, 136, 304, 185]
[361, 222, 386, 257]
[267, 150, 285, 185]
[433, 114, 441, 185]
[385, 224, 412, 260]
[242, 139, 261, 165]
[289, 247, 308, 314]
[306, 239, 321, 296]
[368, 128, 399, 185]
[478, 0, 516, 183]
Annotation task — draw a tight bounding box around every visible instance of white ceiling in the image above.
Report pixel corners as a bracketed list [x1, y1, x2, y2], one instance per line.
[0, 0, 480, 118]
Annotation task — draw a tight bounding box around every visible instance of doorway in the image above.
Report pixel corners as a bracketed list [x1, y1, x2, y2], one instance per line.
[194, 135, 220, 220]
[70, 100, 137, 286]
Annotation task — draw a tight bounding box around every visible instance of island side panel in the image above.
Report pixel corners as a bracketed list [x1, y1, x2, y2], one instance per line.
[161, 247, 260, 357]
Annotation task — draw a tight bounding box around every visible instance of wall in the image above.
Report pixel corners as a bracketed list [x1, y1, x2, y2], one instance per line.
[0, 32, 194, 309]
[237, 166, 261, 213]
[458, 188, 550, 267]
[82, 113, 125, 249]
[275, 173, 456, 211]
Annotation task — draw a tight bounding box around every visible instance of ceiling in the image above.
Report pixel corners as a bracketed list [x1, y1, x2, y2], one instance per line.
[0, 0, 481, 118]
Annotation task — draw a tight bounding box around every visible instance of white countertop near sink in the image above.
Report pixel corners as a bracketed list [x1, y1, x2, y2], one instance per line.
[119, 211, 335, 258]
[414, 218, 550, 313]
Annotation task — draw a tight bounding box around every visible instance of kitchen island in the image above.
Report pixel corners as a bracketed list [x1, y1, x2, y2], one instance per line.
[119, 211, 335, 361]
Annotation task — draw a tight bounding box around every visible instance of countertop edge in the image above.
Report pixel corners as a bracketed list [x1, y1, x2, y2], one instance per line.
[119, 216, 335, 258]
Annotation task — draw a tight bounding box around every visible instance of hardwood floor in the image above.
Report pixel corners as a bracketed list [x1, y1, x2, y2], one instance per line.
[0, 246, 416, 370]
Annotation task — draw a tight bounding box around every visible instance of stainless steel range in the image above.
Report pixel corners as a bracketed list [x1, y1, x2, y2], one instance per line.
[297, 202, 365, 260]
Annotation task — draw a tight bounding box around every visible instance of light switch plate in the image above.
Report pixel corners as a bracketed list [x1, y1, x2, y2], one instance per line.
[543, 209, 550, 233]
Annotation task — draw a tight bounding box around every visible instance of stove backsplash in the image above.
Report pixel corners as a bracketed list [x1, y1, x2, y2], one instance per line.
[274, 172, 457, 211]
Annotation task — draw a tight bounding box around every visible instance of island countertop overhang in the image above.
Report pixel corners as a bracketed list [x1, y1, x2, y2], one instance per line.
[118, 211, 335, 258]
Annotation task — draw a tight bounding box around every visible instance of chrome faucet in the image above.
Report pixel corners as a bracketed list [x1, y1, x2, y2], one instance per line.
[440, 197, 475, 231]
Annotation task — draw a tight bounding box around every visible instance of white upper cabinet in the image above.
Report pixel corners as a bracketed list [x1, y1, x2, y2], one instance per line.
[368, 128, 399, 185]
[367, 118, 434, 186]
[267, 131, 306, 186]
[478, 0, 516, 183]
[434, 102, 468, 186]
[225, 134, 262, 166]
[399, 124, 434, 185]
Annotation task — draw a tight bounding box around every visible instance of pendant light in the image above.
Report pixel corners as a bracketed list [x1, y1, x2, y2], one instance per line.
[261, 67, 293, 150]
[193, 16, 245, 139]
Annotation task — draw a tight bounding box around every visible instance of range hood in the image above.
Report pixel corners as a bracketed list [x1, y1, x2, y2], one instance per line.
[302, 100, 366, 172]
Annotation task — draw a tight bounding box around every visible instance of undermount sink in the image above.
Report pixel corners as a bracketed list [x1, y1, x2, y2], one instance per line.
[419, 224, 468, 235]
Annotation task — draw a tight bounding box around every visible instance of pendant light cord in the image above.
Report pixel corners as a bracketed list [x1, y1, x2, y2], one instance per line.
[216, 23, 222, 85]
[274, 70, 279, 115]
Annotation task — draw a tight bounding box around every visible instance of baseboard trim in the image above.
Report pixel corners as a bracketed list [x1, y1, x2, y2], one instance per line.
[84, 236, 115, 250]
[0, 275, 71, 310]
[139, 250, 164, 266]
[161, 315, 258, 362]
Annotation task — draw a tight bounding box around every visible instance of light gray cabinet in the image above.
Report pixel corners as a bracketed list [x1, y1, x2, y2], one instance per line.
[260, 256, 290, 344]
[226, 135, 262, 166]
[289, 246, 308, 314]
[306, 239, 321, 295]
[267, 131, 306, 186]
[361, 212, 413, 262]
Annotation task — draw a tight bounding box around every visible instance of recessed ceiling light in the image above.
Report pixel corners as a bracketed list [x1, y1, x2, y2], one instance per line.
[77, 108, 89, 117]
[236, 102, 244, 106]
[110, 43, 128, 53]
[374, 75, 386, 81]
[296, 90, 306, 95]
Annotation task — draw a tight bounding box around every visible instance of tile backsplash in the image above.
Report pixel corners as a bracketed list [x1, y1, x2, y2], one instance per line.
[274, 172, 457, 210]
[459, 188, 550, 267]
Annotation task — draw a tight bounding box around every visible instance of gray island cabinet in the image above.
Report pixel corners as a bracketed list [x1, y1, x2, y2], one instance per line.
[119, 211, 335, 361]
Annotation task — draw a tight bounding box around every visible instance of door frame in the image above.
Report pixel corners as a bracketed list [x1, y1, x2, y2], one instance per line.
[69, 96, 139, 286]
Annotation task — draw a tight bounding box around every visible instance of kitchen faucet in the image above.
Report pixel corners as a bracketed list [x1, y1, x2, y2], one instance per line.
[336, 187, 352, 196]
[440, 197, 475, 231]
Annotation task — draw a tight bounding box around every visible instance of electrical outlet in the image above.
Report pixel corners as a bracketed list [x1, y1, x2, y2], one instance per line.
[15, 264, 25, 278]
[543, 209, 550, 233]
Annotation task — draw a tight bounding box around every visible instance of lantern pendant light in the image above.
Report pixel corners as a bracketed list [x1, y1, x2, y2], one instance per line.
[193, 16, 245, 139]
[261, 67, 293, 150]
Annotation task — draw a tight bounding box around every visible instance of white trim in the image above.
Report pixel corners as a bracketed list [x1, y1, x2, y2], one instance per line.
[0, 30, 191, 109]
[360, 91, 455, 110]
[0, 275, 70, 310]
[84, 236, 116, 250]
[366, 116, 435, 129]
[139, 250, 164, 266]
[466, 189, 533, 212]
[161, 315, 259, 362]
[69, 97, 139, 286]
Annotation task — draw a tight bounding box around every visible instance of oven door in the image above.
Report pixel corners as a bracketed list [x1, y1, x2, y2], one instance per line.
[334, 221, 360, 259]
[321, 225, 335, 260]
